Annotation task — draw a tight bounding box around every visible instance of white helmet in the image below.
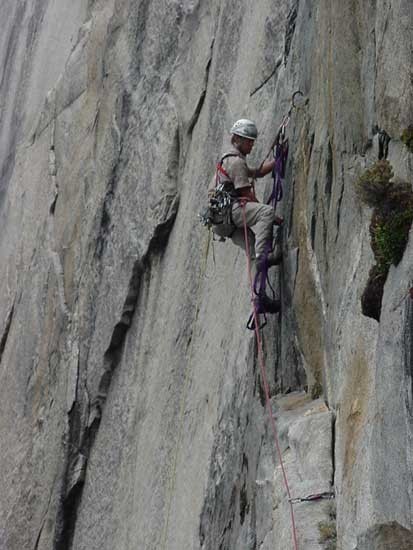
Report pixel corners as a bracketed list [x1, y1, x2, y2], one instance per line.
[230, 119, 258, 140]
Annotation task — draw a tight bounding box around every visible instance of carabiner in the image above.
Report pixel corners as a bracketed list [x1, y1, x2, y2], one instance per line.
[291, 90, 305, 110]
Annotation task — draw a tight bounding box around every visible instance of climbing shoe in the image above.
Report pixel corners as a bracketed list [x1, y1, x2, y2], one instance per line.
[253, 293, 281, 314]
[267, 250, 283, 267]
[256, 251, 282, 272]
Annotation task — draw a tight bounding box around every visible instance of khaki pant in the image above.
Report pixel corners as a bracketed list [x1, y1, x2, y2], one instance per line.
[231, 201, 276, 260]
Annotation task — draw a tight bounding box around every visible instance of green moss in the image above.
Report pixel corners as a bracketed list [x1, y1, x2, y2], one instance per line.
[355, 160, 394, 208]
[318, 520, 337, 549]
[401, 126, 413, 153]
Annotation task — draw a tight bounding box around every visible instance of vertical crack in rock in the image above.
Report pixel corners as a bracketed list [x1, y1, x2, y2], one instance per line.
[310, 213, 317, 251]
[0, 150, 16, 209]
[331, 411, 336, 487]
[404, 299, 413, 417]
[250, 59, 282, 97]
[0, 302, 14, 365]
[47, 89, 71, 319]
[34, 522, 45, 550]
[55, 198, 179, 549]
[284, 1, 299, 66]
[239, 454, 249, 527]
[335, 172, 345, 243]
[55, 353, 85, 550]
[94, 165, 117, 259]
[95, 91, 130, 259]
[288, 179, 296, 238]
[58, 87, 181, 549]
[310, 177, 319, 250]
[34, 473, 58, 550]
[309, 132, 315, 160]
[187, 39, 214, 137]
[325, 140, 333, 207]
[55, 258, 143, 550]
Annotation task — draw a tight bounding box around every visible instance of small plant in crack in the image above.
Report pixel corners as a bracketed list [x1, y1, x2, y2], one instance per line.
[354, 160, 394, 207]
[318, 503, 337, 550]
[401, 126, 413, 153]
[311, 380, 323, 400]
[318, 519, 337, 549]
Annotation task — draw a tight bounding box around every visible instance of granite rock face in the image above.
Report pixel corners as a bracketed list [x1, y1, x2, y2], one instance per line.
[0, 1, 412, 549]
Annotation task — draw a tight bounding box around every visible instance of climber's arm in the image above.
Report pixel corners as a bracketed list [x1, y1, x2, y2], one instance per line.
[249, 159, 276, 179]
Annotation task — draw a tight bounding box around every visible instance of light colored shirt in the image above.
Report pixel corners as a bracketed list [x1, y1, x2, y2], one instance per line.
[208, 147, 257, 201]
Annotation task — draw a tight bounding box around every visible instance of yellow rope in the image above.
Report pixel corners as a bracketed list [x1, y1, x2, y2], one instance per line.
[160, 228, 212, 550]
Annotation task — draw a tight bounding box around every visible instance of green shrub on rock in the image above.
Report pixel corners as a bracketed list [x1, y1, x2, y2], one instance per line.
[355, 160, 413, 321]
[386, 179, 413, 211]
[372, 208, 413, 274]
[354, 160, 394, 207]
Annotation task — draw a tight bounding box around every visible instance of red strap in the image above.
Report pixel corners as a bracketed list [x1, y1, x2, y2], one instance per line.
[215, 153, 240, 187]
[238, 183, 258, 203]
[216, 163, 230, 178]
[215, 155, 257, 202]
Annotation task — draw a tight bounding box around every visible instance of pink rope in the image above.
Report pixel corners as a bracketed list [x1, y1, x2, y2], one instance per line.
[241, 203, 299, 550]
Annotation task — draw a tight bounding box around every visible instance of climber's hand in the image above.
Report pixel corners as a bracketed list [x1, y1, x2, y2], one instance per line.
[275, 216, 284, 225]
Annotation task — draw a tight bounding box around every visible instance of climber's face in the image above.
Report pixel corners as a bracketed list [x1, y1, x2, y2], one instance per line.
[237, 136, 255, 156]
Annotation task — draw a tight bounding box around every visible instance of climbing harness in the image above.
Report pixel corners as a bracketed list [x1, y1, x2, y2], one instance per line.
[241, 204, 299, 550]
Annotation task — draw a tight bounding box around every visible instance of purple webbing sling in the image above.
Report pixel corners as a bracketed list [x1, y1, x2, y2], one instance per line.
[247, 140, 288, 330]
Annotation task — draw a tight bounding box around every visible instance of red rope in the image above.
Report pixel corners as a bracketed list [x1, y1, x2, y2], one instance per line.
[241, 204, 299, 550]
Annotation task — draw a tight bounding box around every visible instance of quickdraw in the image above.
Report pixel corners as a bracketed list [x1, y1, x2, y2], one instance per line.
[198, 185, 234, 228]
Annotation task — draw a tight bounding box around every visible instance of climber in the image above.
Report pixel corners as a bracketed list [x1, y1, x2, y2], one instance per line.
[208, 119, 283, 313]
